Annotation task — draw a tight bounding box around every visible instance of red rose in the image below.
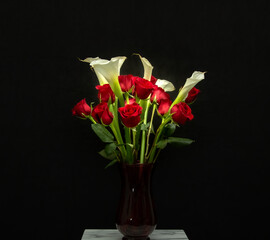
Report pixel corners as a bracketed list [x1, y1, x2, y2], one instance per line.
[118, 103, 143, 128]
[157, 99, 172, 115]
[72, 99, 91, 118]
[118, 74, 134, 92]
[92, 102, 114, 125]
[151, 76, 157, 85]
[185, 87, 200, 104]
[150, 86, 170, 104]
[171, 102, 194, 125]
[96, 84, 115, 103]
[133, 77, 154, 99]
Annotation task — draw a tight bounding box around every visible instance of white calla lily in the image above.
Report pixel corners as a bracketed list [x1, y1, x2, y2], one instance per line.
[138, 55, 153, 81]
[155, 79, 175, 92]
[90, 56, 126, 86]
[171, 71, 205, 107]
[90, 57, 126, 81]
[86, 56, 127, 104]
[80, 57, 108, 85]
[79, 57, 100, 64]
[94, 71, 109, 85]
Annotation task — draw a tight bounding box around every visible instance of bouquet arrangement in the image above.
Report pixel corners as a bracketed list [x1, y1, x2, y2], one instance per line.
[72, 55, 205, 167]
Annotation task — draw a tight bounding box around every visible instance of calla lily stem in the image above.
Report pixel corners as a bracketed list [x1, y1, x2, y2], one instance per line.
[139, 100, 150, 164]
[110, 98, 127, 160]
[148, 116, 171, 163]
[145, 104, 156, 158]
[123, 93, 133, 163]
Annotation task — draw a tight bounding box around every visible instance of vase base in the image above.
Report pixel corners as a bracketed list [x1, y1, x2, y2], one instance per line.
[123, 237, 150, 240]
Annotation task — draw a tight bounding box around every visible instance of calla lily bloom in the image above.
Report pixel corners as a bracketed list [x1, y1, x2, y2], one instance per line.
[90, 57, 126, 83]
[155, 79, 175, 92]
[137, 54, 153, 81]
[79, 57, 108, 85]
[79, 57, 100, 63]
[82, 56, 127, 103]
[136, 55, 174, 91]
[171, 71, 205, 108]
[91, 57, 126, 102]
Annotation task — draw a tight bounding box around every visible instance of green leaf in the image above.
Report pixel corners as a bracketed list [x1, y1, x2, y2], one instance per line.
[156, 139, 168, 149]
[98, 149, 116, 160]
[105, 142, 117, 155]
[105, 159, 119, 169]
[91, 124, 114, 143]
[167, 137, 194, 146]
[163, 123, 176, 137]
[140, 122, 150, 131]
[156, 137, 194, 149]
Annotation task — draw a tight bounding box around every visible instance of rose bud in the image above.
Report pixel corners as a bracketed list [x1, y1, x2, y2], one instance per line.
[125, 98, 136, 105]
[150, 86, 171, 104]
[157, 99, 172, 115]
[92, 102, 114, 125]
[118, 74, 134, 92]
[185, 87, 200, 104]
[96, 84, 115, 103]
[133, 76, 154, 99]
[72, 99, 92, 118]
[171, 102, 194, 125]
[151, 76, 157, 85]
[118, 103, 143, 128]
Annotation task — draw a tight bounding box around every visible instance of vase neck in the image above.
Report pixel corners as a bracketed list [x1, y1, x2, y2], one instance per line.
[119, 163, 153, 189]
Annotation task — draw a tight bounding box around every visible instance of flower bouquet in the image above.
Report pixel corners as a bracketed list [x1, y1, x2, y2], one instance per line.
[72, 55, 204, 165]
[72, 55, 205, 239]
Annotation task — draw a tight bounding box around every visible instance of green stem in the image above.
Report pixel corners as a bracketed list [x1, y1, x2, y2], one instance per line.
[139, 100, 150, 164]
[88, 115, 97, 124]
[134, 125, 141, 153]
[125, 93, 129, 104]
[109, 124, 124, 159]
[145, 104, 156, 159]
[131, 128, 138, 161]
[118, 92, 125, 107]
[168, 87, 183, 112]
[153, 148, 162, 163]
[148, 117, 171, 163]
[114, 151, 121, 162]
[124, 127, 133, 163]
[109, 98, 126, 160]
[123, 93, 133, 163]
[112, 77, 125, 107]
[132, 129, 136, 146]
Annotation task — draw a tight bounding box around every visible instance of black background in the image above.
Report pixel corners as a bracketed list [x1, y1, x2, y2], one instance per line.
[1, 1, 269, 240]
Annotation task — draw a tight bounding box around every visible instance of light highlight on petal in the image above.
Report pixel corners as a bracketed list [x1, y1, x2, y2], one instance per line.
[155, 79, 175, 92]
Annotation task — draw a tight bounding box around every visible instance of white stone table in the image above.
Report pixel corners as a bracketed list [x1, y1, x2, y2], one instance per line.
[81, 229, 188, 240]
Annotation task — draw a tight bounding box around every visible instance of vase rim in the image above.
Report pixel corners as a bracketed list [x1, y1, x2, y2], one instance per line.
[121, 162, 154, 167]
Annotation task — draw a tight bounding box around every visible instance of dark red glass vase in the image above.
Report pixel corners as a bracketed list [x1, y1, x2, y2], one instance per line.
[116, 163, 157, 240]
